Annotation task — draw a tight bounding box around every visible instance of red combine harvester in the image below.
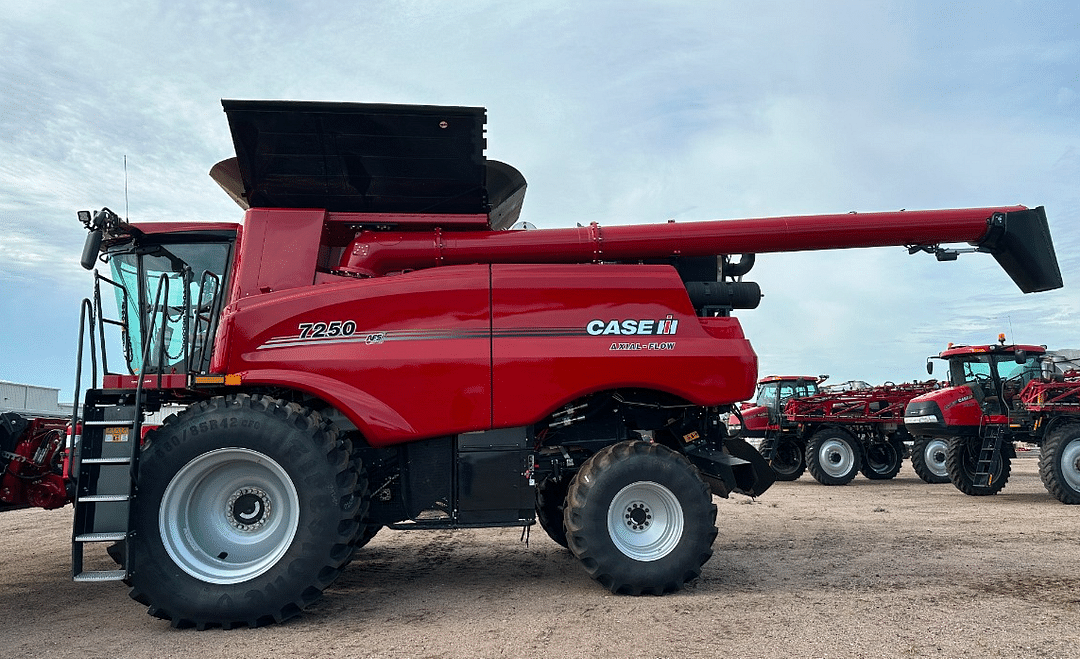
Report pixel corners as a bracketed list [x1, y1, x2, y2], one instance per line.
[904, 337, 1080, 502]
[66, 100, 1062, 628]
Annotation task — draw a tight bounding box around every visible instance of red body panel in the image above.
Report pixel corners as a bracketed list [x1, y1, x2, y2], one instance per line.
[217, 262, 757, 447]
[491, 264, 756, 429]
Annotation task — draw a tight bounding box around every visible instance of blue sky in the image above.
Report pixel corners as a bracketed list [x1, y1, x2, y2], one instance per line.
[1, 1, 1077, 402]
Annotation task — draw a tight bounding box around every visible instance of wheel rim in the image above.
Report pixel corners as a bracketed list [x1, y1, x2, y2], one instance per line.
[1059, 438, 1080, 492]
[606, 481, 683, 562]
[924, 439, 948, 478]
[159, 448, 300, 585]
[818, 438, 855, 478]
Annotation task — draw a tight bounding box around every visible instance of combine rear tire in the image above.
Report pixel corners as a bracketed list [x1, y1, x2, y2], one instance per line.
[861, 437, 904, 480]
[945, 435, 1011, 496]
[806, 428, 861, 485]
[128, 394, 361, 629]
[911, 436, 950, 484]
[535, 476, 571, 548]
[770, 436, 806, 481]
[563, 441, 716, 595]
[1039, 423, 1080, 504]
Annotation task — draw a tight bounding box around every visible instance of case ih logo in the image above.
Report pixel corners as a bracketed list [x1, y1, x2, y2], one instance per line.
[586, 315, 679, 336]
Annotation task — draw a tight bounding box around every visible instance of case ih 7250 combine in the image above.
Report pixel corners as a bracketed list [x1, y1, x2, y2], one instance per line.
[61, 100, 1061, 629]
[904, 338, 1080, 502]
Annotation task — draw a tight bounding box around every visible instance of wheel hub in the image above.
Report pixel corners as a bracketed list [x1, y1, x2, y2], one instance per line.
[227, 487, 272, 531]
[624, 502, 652, 531]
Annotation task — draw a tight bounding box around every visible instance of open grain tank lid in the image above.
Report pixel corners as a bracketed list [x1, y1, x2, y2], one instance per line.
[211, 99, 526, 230]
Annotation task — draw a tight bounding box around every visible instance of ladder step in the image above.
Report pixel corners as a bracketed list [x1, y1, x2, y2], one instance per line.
[82, 419, 137, 427]
[75, 532, 127, 543]
[80, 457, 132, 465]
[78, 494, 130, 503]
[73, 570, 127, 583]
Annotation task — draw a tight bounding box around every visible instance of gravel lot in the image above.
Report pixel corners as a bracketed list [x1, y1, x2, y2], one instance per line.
[1, 453, 1076, 659]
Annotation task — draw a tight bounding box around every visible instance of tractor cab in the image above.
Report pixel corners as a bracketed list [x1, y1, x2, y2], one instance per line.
[736, 375, 827, 439]
[904, 335, 1045, 435]
[78, 208, 238, 386]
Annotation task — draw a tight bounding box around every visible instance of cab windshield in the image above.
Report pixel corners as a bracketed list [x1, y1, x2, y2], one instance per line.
[753, 379, 820, 409]
[104, 238, 232, 375]
[947, 353, 1043, 391]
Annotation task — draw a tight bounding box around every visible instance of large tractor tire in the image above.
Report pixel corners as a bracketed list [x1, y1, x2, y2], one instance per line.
[1038, 422, 1080, 504]
[563, 441, 717, 595]
[945, 435, 1011, 496]
[769, 436, 806, 481]
[128, 394, 363, 629]
[861, 436, 904, 480]
[806, 428, 861, 485]
[536, 476, 572, 548]
[911, 436, 950, 484]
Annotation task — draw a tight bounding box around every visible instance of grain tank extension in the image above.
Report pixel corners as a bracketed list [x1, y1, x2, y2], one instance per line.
[69, 100, 1062, 629]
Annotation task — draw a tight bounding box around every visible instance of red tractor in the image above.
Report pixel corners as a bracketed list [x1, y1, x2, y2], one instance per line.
[904, 337, 1080, 502]
[66, 100, 1062, 628]
[733, 375, 826, 480]
[742, 378, 942, 484]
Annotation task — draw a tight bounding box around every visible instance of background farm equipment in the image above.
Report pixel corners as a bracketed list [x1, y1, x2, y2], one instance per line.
[905, 339, 1080, 502]
[0, 412, 71, 511]
[753, 380, 943, 485]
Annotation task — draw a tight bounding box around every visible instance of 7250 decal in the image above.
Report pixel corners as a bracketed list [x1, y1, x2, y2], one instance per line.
[298, 320, 357, 339]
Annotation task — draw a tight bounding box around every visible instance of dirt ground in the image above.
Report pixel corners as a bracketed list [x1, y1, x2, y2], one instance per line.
[1, 453, 1077, 659]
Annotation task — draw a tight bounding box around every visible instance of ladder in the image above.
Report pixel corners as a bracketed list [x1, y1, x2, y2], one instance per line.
[758, 430, 779, 462]
[973, 423, 1004, 488]
[71, 394, 142, 582]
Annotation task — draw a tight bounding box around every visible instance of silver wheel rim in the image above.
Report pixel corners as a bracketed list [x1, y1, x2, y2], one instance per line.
[160, 448, 300, 584]
[1060, 438, 1080, 492]
[924, 439, 948, 478]
[606, 481, 683, 562]
[819, 438, 855, 478]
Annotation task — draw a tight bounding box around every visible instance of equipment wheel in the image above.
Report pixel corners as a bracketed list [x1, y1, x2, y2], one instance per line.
[861, 436, 904, 480]
[769, 436, 806, 481]
[911, 436, 950, 484]
[1039, 422, 1080, 504]
[563, 441, 716, 595]
[806, 428, 861, 485]
[128, 394, 362, 629]
[535, 476, 571, 548]
[945, 435, 1011, 496]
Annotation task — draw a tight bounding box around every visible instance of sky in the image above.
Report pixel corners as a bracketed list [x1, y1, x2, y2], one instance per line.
[1, 1, 1078, 404]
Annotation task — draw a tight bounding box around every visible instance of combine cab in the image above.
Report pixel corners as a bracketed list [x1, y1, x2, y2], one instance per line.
[65, 100, 1062, 628]
[904, 337, 1080, 502]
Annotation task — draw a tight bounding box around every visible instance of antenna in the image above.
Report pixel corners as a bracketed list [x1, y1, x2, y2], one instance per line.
[124, 155, 129, 221]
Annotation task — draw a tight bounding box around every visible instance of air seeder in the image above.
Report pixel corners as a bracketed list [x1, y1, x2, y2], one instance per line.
[66, 100, 1062, 628]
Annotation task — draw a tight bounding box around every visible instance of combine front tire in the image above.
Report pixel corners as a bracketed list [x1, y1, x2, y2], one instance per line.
[945, 435, 1011, 496]
[911, 436, 950, 484]
[770, 436, 806, 481]
[861, 437, 904, 480]
[1039, 423, 1080, 504]
[563, 441, 717, 595]
[806, 428, 861, 485]
[128, 394, 361, 629]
